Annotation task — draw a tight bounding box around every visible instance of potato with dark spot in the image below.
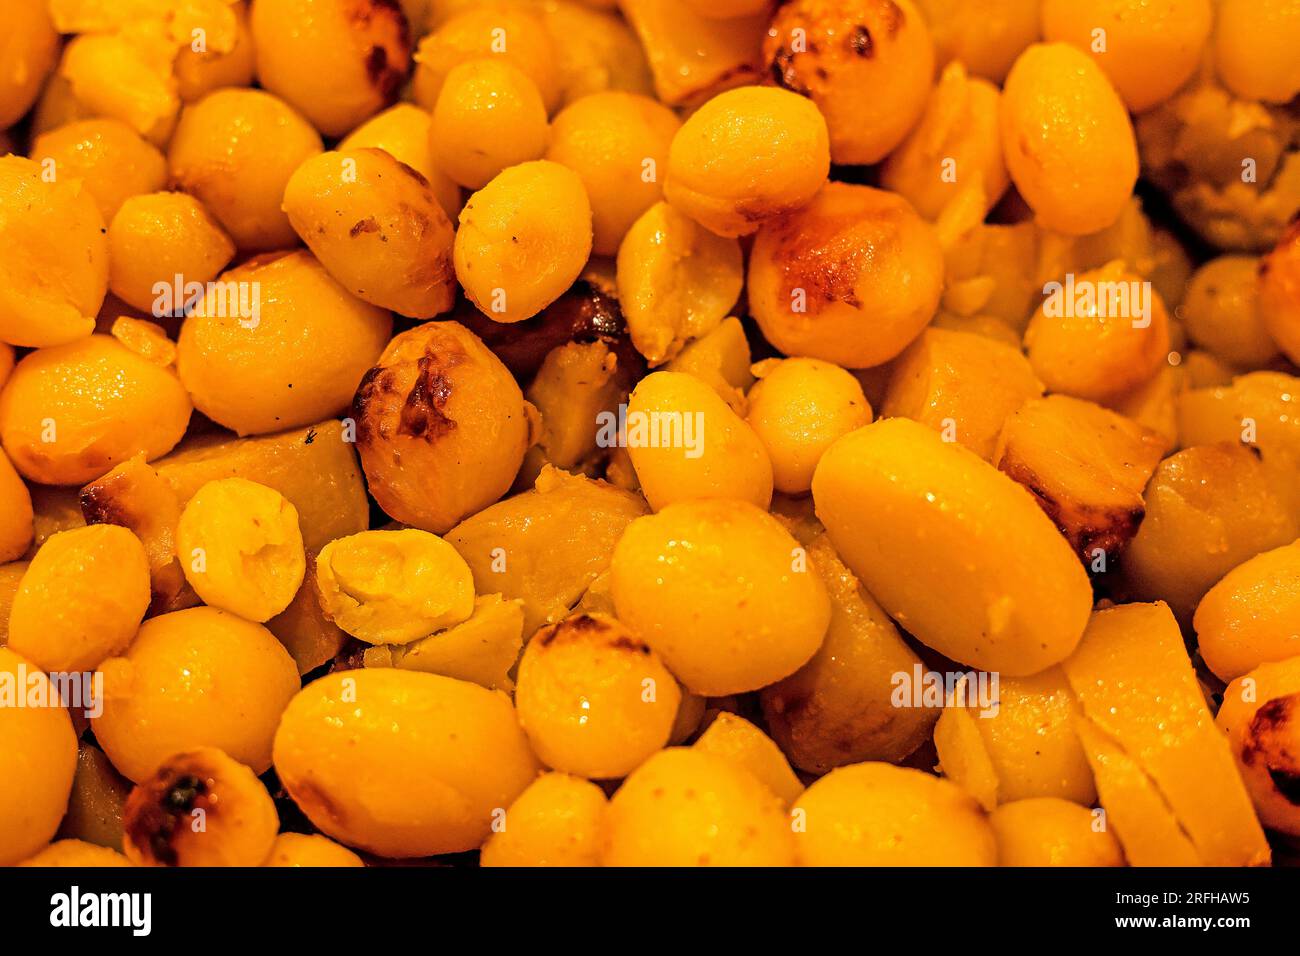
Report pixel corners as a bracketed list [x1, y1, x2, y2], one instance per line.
[354, 321, 537, 534]
[764, 0, 935, 165]
[1218, 657, 1300, 836]
[251, 0, 411, 138]
[122, 747, 278, 867]
[284, 149, 457, 319]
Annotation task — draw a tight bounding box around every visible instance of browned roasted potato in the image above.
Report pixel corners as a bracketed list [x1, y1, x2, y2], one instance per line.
[994, 395, 1168, 563]
[56, 744, 132, 852]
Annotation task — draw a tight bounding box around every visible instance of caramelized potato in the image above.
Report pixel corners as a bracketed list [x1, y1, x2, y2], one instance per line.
[1217, 657, 1300, 836]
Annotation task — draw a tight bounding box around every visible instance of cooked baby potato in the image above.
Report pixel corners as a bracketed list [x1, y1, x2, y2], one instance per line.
[748, 183, 944, 369]
[516, 612, 680, 779]
[480, 772, 607, 868]
[1195, 541, 1300, 682]
[880, 61, 1008, 219]
[173, 0, 257, 103]
[58, 31, 179, 146]
[0, 648, 79, 866]
[0, 154, 108, 349]
[177, 251, 393, 437]
[746, 358, 872, 495]
[1023, 262, 1171, 402]
[0, 333, 192, 485]
[1214, 0, 1300, 104]
[446, 467, 647, 635]
[266, 555, 349, 676]
[283, 149, 457, 319]
[624, 370, 773, 511]
[55, 742, 131, 852]
[431, 60, 550, 190]
[765, 0, 934, 166]
[761, 534, 934, 774]
[122, 747, 279, 867]
[338, 103, 462, 219]
[664, 86, 830, 238]
[168, 89, 323, 252]
[1217, 657, 1300, 837]
[251, 0, 410, 138]
[413, 4, 562, 114]
[315, 528, 475, 645]
[354, 321, 535, 534]
[547, 91, 680, 256]
[612, 498, 830, 695]
[994, 394, 1167, 562]
[454, 161, 593, 323]
[0, 0, 60, 127]
[94, 607, 300, 783]
[526, 339, 629, 473]
[813, 418, 1092, 675]
[793, 763, 997, 867]
[32, 118, 167, 223]
[388, 593, 524, 693]
[274, 668, 540, 857]
[107, 192, 236, 315]
[1182, 255, 1280, 368]
[1122, 444, 1300, 625]
[1260, 220, 1300, 366]
[18, 840, 132, 868]
[914, 0, 1039, 83]
[990, 799, 1124, 867]
[601, 748, 795, 866]
[1000, 43, 1138, 236]
[693, 712, 804, 806]
[0, 448, 33, 563]
[1177, 371, 1300, 465]
[616, 202, 743, 366]
[7, 524, 149, 673]
[882, 327, 1042, 462]
[263, 832, 365, 868]
[664, 316, 754, 414]
[176, 478, 306, 623]
[1042, 0, 1212, 114]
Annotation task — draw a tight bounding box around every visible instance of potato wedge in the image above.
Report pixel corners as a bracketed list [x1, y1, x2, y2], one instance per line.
[389, 594, 526, 693]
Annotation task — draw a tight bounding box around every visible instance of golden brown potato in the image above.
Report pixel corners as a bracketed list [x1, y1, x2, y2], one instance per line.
[994, 395, 1168, 563]
[1259, 219, 1300, 366]
[173, 0, 257, 103]
[32, 119, 167, 223]
[338, 103, 462, 219]
[1177, 372, 1300, 466]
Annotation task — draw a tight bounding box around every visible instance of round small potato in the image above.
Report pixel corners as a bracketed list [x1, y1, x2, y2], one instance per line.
[0, 447, 33, 562]
[480, 772, 608, 867]
[339, 103, 462, 218]
[7, 525, 150, 673]
[176, 251, 392, 436]
[1042, 0, 1212, 114]
[168, 89, 323, 252]
[793, 763, 997, 866]
[454, 161, 592, 323]
[173, 0, 257, 103]
[748, 182, 944, 369]
[611, 499, 830, 695]
[353, 321, 535, 534]
[1195, 541, 1300, 682]
[1023, 262, 1171, 402]
[0, 333, 192, 485]
[176, 478, 306, 623]
[32, 118, 167, 223]
[1000, 43, 1138, 236]
[0, 647, 78, 866]
[616, 202, 743, 366]
[283, 148, 457, 319]
[746, 358, 872, 495]
[879, 62, 1009, 219]
[412, 5, 562, 115]
[57, 32, 180, 146]
[664, 86, 830, 237]
[1214, 0, 1300, 104]
[273, 669, 541, 857]
[263, 832, 365, 868]
[1260, 220, 1300, 366]
[18, 840, 131, 868]
[314, 529, 476, 644]
[94, 607, 300, 783]
[516, 613, 681, 779]
[1182, 256, 1279, 368]
[990, 799, 1125, 867]
[601, 748, 795, 866]
[764, 0, 934, 165]
[624, 371, 773, 511]
[1217, 657, 1300, 836]
[812, 418, 1093, 675]
[0, 154, 108, 349]
[0, 0, 59, 128]
[107, 192, 236, 314]
[122, 747, 279, 867]
[431, 60, 550, 190]
[914, 0, 1039, 83]
[547, 91, 680, 256]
